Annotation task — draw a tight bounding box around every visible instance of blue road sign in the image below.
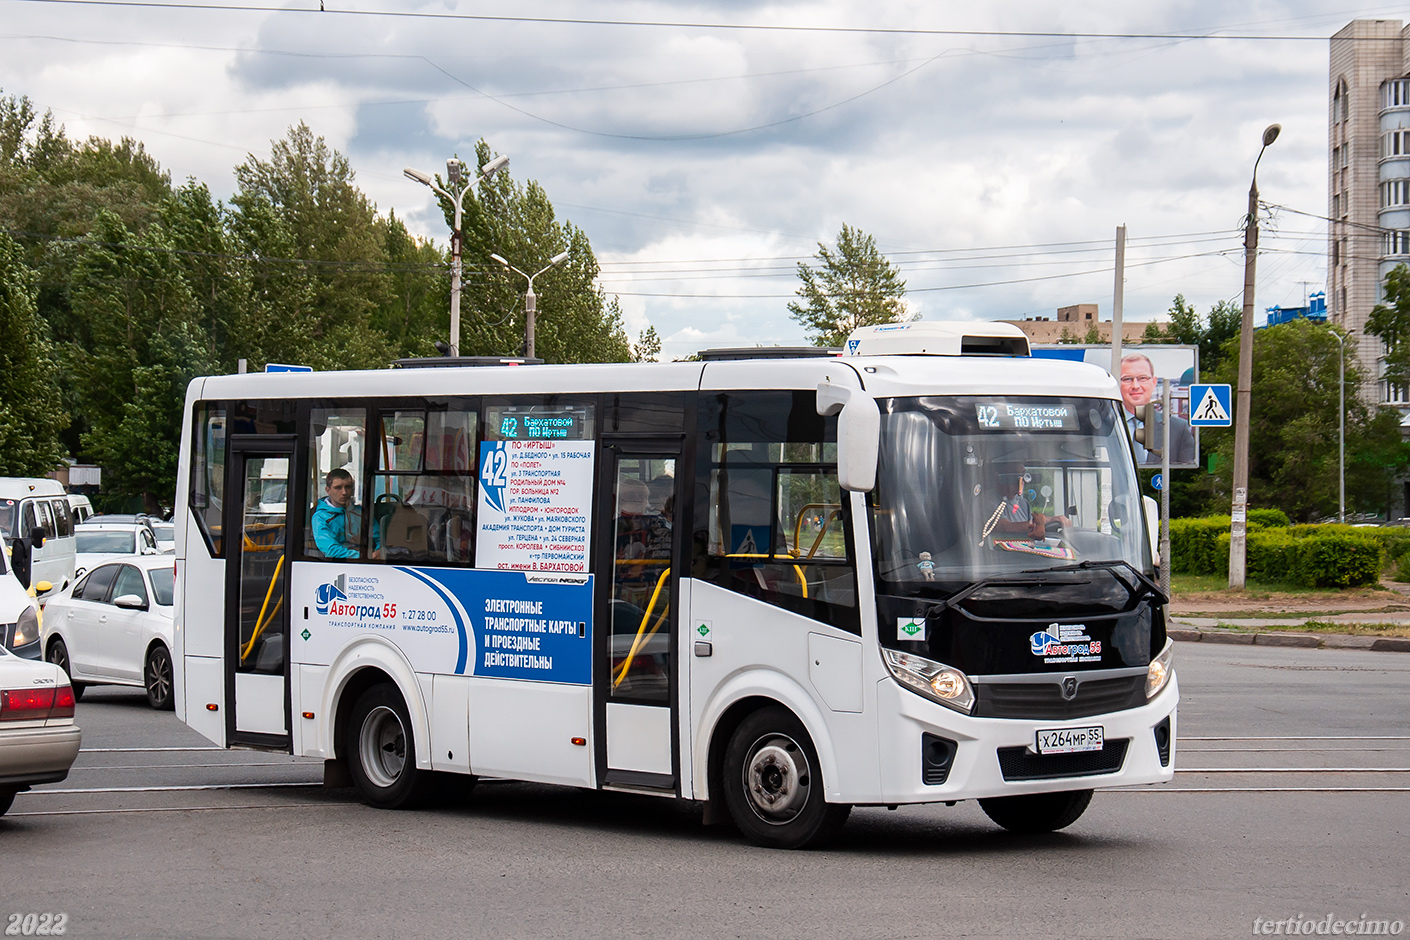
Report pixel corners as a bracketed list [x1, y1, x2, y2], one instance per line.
[1152, 473, 1163, 491]
[265, 363, 313, 373]
[1188, 383, 1232, 427]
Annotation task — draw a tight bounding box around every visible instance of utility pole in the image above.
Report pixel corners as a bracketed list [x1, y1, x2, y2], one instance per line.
[1230, 123, 1281, 589]
[491, 251, 571, 360]
[403, 154, 510, 357]
[1111, 224, 1126, 376]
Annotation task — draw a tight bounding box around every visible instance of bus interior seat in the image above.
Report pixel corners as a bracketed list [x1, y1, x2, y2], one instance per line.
[382, 503, 429, 558]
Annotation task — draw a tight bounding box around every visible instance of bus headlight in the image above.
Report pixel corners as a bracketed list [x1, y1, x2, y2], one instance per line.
[13, 606, 39, 648]
[1146, 639, 1175, 699]
[882, 648, 974, 714]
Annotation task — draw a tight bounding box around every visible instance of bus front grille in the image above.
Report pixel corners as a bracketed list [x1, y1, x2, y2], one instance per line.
[974, 674, 1145, 720]
[997, 739, 1129, 781]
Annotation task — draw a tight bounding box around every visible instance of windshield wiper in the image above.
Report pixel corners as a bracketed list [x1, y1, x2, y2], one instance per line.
[1021, 558, 1169, 605]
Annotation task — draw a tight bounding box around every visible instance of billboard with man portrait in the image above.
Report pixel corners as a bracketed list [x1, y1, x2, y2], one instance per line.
[1031, 344, 1200, 469]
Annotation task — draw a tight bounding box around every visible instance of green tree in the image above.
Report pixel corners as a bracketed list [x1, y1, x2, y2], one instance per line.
[1201, 319, 1407, 521]
[0, 233, 65, 475]
[788, 223, 910, 347]
[65, 211, 213, 511]
[1082, 323, 1101, 344]
[633, 325, 662, 362]
[1367, 263, 1410, 393]
[1146, 293, 1241, 375]
[229, 123, 394, 370]
[454, 140, 631, 363]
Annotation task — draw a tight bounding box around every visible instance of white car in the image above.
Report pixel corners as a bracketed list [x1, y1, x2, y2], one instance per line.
[150, 520, 175, 554]
[74, 521, 164, 578]
[0, 645, 80, 816]
[40, 556, 175, 710]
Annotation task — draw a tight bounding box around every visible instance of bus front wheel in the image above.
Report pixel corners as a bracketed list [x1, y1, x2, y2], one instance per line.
[979, 789, 1093, 833]
[722, 706, 850, 849]
[345, 683, 435, 809]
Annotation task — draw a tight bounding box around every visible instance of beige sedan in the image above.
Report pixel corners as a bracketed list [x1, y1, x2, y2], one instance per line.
[0, 647, 80, 816]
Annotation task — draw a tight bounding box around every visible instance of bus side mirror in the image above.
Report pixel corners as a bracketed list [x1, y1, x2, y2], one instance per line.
[817, 381, 879, 492]
[1142, 495, 1160, 567]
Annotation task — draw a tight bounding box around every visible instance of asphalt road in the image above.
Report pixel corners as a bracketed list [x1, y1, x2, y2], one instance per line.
[3, 643, 1408, 940]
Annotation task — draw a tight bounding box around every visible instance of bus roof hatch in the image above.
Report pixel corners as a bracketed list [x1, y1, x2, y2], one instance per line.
[843, 322, 1030, 358]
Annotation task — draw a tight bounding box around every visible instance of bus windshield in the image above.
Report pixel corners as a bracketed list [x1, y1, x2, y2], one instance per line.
[870, 395, 1148, 594]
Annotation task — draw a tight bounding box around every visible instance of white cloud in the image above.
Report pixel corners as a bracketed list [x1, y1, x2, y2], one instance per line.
[0, 0, 1353, 357]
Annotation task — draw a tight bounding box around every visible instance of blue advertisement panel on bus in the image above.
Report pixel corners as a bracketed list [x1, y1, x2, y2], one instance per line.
[292, 563, 593, 684]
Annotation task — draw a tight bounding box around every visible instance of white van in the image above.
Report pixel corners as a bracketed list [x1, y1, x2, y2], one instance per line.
[66, 493, 93, 524]
[0, 478, 77, 594]
[0, 534, 46, 659]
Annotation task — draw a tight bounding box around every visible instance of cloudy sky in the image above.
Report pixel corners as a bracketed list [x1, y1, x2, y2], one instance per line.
[0, 0, 1377, 358]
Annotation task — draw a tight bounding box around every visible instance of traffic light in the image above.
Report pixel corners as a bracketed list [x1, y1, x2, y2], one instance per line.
[1132, 402, 1161, 456]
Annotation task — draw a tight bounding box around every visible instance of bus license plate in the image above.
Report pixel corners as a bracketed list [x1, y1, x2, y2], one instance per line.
[1036, 726, 1104, 755]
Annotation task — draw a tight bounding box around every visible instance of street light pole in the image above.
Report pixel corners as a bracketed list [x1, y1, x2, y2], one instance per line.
[1329, 328, 1348, 524]
[491, 250, 571, 360]
[1229, 123, 1280, 590]
[403, 154, 510, 357]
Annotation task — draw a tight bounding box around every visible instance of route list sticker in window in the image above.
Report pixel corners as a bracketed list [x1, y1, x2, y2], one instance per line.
[477, 439, 595, 571]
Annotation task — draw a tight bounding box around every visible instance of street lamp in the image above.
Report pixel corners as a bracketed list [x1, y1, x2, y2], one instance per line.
[403, 153, 510, 357]
[1328, 327, 1349, 524]
[1229, 122, 1280, 589]
[491, 250, 571, 360]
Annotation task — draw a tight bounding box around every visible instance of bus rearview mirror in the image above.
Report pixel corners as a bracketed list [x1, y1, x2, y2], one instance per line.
[1142, 495, 1160, 567]
[817, 381, 880, 492]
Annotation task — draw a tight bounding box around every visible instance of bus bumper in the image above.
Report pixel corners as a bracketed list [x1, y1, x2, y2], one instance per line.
[872, 671, 1178, 804]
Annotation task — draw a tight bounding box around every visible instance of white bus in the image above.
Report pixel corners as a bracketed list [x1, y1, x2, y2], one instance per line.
[172, 322, 1177, 848]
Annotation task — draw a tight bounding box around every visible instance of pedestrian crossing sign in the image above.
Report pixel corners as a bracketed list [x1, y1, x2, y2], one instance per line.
[1188, 384, 1232, 427]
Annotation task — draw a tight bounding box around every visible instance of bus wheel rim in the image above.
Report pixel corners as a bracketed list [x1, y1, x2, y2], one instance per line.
[360, 705, 406, 789]
[743, 734, 810, 824]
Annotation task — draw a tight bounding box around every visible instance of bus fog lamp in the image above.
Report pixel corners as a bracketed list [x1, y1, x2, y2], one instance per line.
[1146, 639, 1174, 699]
[883, 648, 974, 714]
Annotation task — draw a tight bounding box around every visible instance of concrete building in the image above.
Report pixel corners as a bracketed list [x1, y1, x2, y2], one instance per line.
[1000, 303, 1161, 345]
[1330, 20, 1410, 408]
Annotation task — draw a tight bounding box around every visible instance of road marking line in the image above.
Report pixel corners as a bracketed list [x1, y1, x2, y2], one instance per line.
[69, 762, 321, 771]
[1177, 767, 1410, 773]
[31, 782, 322, 794]
[9, 802, 357, 817]
[81, 747, 224, 752]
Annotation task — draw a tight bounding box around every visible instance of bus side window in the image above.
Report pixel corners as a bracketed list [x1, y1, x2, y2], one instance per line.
[190, 403, 227, 556]
[50, 498, 73, 538]
[371, 404, 478, 566]
[306, 408, 368, 560]
[694, 391, 859, 634]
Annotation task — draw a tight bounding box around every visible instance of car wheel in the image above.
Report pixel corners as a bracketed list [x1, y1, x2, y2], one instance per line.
[144, 645, 174, 710]
[46, 638, 85, 702]
[978, 789, 1094, 833]
[344, 683, 435, 810]
[0, 789, 14, 817]
[722, 706, 851, 849]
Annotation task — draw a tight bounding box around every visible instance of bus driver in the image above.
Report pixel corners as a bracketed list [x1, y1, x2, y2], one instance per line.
[313, 469, 364, 559]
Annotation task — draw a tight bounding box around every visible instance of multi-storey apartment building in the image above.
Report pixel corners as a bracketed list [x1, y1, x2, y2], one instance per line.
[1331, 20, 1410, 408]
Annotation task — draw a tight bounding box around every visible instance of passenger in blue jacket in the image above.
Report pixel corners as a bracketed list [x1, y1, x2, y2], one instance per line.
[312, 469, 363, 558]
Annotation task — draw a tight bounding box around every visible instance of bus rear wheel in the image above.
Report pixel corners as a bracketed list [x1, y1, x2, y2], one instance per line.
[979, 789, 1093, 833]
[722, 706, 850, 849]
[345, 683, 435, 809]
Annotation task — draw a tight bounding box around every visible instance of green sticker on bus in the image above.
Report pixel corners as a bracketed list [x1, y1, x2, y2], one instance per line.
[898, 618, 924, 640]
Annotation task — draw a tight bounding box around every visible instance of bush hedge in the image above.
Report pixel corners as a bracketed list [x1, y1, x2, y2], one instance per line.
[1171, 517, 1385, 587]
[1246, 508, 1291, 528]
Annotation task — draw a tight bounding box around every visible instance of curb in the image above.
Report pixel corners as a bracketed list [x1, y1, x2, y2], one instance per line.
[1169, 627, 1410, 652]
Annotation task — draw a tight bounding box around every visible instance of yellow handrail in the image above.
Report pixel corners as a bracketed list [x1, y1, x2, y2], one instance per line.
[240, 554, 285, 664]
[723, 553, 808, 598]
[792, 502, 842, 555]
[803, 509, 844, 560]
[612, 567, 671, 689]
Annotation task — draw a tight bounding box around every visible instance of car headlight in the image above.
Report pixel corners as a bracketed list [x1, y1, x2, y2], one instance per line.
[1146, 638, 1175, 699]
[882, 648, 975, 714]
[13, 605, 39, 647]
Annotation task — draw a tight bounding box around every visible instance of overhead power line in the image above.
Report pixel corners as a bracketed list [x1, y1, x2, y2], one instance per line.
[1, 0, 1361, 41]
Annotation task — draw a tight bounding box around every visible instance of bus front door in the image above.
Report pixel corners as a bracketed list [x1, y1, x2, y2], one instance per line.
[595, 440, 682, 792]
[223, 440, 295, 748]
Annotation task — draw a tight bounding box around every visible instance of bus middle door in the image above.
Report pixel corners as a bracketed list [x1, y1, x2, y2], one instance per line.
[594, 439, 682, 793]
[222, 438, 295, 749]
